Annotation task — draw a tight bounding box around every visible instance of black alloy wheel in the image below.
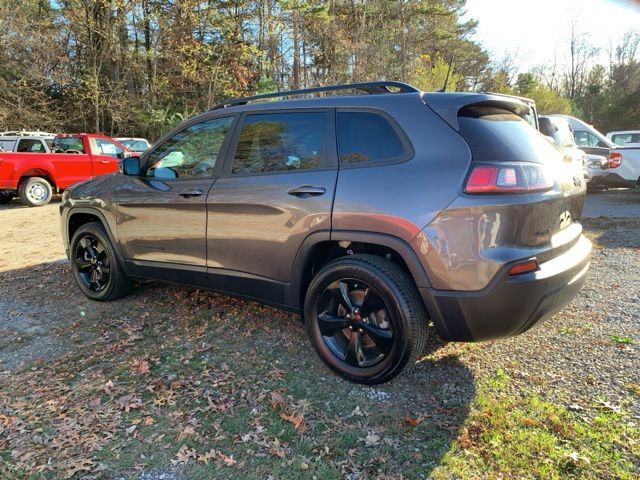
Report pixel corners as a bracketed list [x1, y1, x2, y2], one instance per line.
[70, 222, 132, 301]
[316, 279, 394, 369]
[304, 254, 428, 384]
[74, 234, 111, 293]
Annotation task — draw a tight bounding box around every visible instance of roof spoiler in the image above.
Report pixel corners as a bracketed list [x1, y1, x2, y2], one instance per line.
[422, 93, 533, 131]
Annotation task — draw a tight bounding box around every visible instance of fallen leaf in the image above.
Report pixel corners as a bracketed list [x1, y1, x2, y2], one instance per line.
[363, 431, 380, 447]
[178, 425, 196, 440]
[171, 445, 196, 465]
[279, 412, 307, 433]
[218, 452, 237, 466]
[270, 391, 286, 410]
[143, 416, 154, 426]
[404, 414, 422, 427]
[63, 458, 95, 479]
[132, 358, 150, 375]
[198, 449, 217, 464]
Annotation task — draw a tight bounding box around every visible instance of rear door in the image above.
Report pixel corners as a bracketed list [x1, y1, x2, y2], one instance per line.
[115, 116, 235, 274]
[206, 109, 337, 300]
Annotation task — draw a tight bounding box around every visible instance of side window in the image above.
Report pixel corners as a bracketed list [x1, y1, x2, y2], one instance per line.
[231, 112, 326, 174]
[146, 117, 233, 179]
[96, 139, 125, 159]
[573, 130, 600, 148]
[337, 111, 407, 164]
[17, 139, 45, 152]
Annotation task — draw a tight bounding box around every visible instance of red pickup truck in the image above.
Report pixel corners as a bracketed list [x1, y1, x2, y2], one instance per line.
[0, 133, 127, 206]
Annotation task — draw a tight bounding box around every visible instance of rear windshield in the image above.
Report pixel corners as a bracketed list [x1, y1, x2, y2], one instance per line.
[611, 133, 640, 145]
[52, 137, 85, 153]
[458, 106, 561, 164]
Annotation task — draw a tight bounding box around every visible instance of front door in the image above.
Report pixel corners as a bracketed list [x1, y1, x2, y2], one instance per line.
[206, 110, 338, 302]
[115, 116, 235, 278]
[92, 138, 125, 176]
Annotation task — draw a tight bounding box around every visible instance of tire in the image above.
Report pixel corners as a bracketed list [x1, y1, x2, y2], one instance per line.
[0, 192, 14, 204]
[18, 177, 53, 207]
[70, 221, 132, 301]
[304, 254, 428, 384]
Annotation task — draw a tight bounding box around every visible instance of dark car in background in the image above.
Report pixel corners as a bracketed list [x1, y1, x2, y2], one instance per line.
[60, 82, 592, 384]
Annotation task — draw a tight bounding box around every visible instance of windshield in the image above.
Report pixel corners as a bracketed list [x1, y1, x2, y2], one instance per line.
[121, 139, 148, 151]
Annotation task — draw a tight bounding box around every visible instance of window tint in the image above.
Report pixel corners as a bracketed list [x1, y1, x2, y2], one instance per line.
[458, 107, 561, 164]
[337, 111, 406, 163]
[146, 117, 233, 179]
[17, 139, 45, 152]
[232, 112, 326, 174]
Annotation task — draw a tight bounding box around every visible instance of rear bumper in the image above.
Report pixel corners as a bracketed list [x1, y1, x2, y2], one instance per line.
[598, 172, 637, 188]
[420, 234, 592, 341]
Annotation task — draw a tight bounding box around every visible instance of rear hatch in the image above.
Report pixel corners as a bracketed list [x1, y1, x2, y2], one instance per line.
[425, 94, 586, 256]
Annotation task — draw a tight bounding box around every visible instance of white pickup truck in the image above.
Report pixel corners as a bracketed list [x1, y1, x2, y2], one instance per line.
[549, 115, 640, 188]
[0, 131, 55, 154]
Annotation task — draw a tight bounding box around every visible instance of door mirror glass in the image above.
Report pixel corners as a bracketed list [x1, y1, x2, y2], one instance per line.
[123, 156, 141, 175]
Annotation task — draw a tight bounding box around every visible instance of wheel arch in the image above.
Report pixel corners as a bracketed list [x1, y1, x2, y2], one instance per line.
[18, 168, 58, 191]
[66, 207, 130, 274]
[287, 230, 432, 311]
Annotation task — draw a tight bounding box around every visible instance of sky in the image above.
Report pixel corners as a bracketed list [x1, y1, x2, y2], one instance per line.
[462, 0, 640, 72]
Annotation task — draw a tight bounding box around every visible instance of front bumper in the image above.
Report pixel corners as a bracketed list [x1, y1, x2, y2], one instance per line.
[420, 234, 592, 341]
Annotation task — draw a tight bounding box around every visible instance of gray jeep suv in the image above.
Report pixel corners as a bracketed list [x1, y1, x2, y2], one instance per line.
[60, 81, 592, 384]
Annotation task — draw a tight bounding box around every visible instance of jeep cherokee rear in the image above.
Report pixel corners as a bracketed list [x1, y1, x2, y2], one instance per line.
[60, 81, 591, 384]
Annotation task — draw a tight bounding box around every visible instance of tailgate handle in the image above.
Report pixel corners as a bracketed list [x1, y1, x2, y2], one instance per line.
[178, 188, 204, 198]
[287, 185, 326, 197]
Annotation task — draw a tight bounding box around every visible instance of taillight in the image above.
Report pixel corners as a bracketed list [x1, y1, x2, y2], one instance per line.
[464, 163, 553, 194]
[608, 152, 622, 169]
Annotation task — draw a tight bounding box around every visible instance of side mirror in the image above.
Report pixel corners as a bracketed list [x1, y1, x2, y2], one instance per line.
[122, 156, 141, 175]
[596, 141, 607, 148]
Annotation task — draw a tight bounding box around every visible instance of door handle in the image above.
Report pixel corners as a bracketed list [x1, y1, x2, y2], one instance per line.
[178, 188, 204, 198]
[287, 185, 326, 197]
[99, 160, 110, 164]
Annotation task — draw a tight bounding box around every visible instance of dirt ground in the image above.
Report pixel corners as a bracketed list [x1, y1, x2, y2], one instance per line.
[0, 192, 638, 479]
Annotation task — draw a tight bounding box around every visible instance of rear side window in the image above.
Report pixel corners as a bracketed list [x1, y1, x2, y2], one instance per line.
[337, 111, 407, 164]
[17, 139, 45, 152]
[232, 112, 327, 175]
[458, 106, 560, 163]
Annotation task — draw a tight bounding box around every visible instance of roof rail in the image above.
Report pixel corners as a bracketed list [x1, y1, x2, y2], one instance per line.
[0, 130, 57, 137]
[211, 81, 420, 110]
